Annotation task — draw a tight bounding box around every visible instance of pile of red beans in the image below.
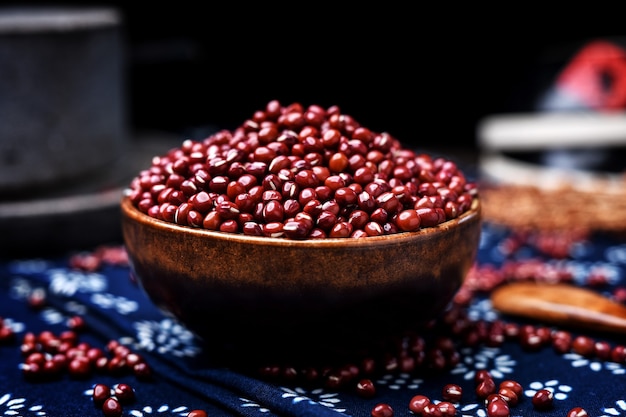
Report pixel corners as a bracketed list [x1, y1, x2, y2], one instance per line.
[19, 330, 152, 383]
[126, 100, 477, 239]
[371, 373, 551, 417]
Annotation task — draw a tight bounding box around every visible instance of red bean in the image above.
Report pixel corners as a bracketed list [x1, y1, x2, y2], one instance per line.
[611, 345, 626, 363]
[187, 411, 208, 417]
[595, 341, 612, 360]
[68, 356, 91, 379]
[0, 326, 15, 344]
[421, 403, 442, 416]
[408, 395, 431, 414]
[371, 403, 393, 417]
[567, 407, 589, 417]
[114, 383, 135, 404]
[486, 394, 510, 417]
[283, 220, 309, 240]
[499, 380, 523, 398]
[25, 352, 45, 366]
[532, 389, 554, 410]
[396, 210, 421, 232]
[133, 362, 153, 380]
[552, 330, 572, 354]
[572, 335, 595, 357]
[329, 221, 353, 238]
[102, 397, 123, 417]
[476, 377, 496, 399]
[497, 387, 518, 406]
[436, 401, 457, 416]
[335, 187, 357, 206]
[356, 378, 376, 398]
[92, 383, 111, 406]
[474, 369, 493, 384]
[442, 383, 462, 402]
[27, 288, 47, 310]
[127, 100, 477, 239]
[348, 209, 369, 230]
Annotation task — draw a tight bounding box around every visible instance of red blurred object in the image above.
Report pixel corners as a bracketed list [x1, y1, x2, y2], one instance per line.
[540, 39, 626, 111]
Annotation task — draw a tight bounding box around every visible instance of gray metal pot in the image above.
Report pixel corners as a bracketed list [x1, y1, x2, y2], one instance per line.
[0, 6, 127, 196]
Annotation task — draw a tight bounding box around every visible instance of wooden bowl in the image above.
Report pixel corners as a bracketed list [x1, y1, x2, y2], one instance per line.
[121, 196, 481, 363]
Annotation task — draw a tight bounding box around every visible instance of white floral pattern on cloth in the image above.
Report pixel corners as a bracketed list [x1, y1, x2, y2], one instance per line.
[450, 346, 516, 380]
[9, 277, 90, 327]
[279, 387, 345, 413]
[39, 308, 65, 325]
[0, 317, 25, 334]
[239, 398, 271, 413]
[9, 270, 133, 319]
[563, 352, 626, 374]
[456, 401, 488, 417]
[605, 244, 626, 265]
[7, 259, 50, 275]
[602, 399, 626, 416]
[535, 259, 620, 286]
[8, 278, 36, 301]
[127, 405, 190, 416]
[44, 268, 140, 315]
[467, 298, 499, 322]
[580, 263, 622, 286]
[0, 393, 46, 416]
[35, 303, 87, 327]
[132, 319, 201, 357]
[47, 268, 107, 296]
[90, 292, 138, 315]
[375, 373, 423, 390]
[524, 379, 572, 401]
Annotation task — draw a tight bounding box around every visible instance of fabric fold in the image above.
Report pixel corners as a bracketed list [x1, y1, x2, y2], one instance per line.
[1, 257, 351, 417]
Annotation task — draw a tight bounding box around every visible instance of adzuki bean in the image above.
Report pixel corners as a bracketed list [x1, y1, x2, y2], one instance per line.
[18, 329, 152, 383]
[485, 394, 510, 417]
[186, 411, 208, 417]
[101, 397, 123, 417]
[92, 383, 111, 406]
[567, 407, 589, 417]
[356, 378, 376, 398]
[371, 403, 393, 417]
[408, 395, 431, 414]
[532, 389, 554, 410]
[126, 100, 477, 239]
[442, 383, 462, 402]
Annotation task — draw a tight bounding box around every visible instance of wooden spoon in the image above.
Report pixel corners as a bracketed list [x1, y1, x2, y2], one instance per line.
[490, 282, 626, 335]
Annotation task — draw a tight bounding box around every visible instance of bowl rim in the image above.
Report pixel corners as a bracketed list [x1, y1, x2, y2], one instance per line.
[121, 194, 481, 249]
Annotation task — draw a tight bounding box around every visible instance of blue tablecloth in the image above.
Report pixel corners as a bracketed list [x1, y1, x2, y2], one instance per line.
[1, 221, 625, 417]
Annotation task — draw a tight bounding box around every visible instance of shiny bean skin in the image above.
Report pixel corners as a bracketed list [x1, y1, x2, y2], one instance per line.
[128, 100, 476, 239]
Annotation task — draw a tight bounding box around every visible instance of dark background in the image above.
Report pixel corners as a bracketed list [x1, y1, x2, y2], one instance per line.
[3, 2, 626, 254]
[14, 3, 626, 149]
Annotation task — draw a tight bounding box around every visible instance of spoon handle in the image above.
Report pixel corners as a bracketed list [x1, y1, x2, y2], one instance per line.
[491, 282, 626, 335]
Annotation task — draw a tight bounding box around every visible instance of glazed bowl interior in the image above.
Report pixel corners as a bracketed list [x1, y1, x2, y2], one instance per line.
[121, 196, 481, 363]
